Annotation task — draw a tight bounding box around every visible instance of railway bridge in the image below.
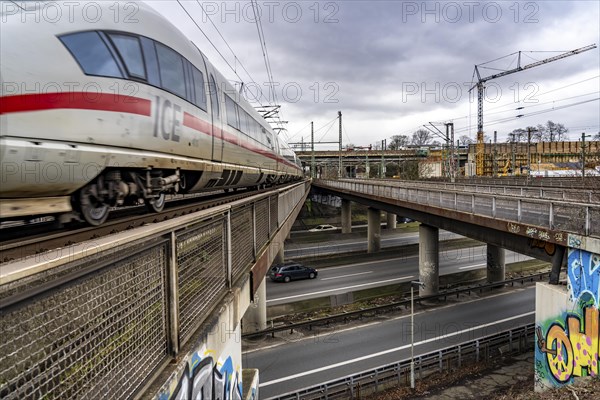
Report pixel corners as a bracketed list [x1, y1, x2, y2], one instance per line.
[0, 181, 309, 400]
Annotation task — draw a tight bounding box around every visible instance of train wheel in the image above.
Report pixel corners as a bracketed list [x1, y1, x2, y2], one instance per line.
[146, 193, 165, 213]
[79, 186, 110, 226]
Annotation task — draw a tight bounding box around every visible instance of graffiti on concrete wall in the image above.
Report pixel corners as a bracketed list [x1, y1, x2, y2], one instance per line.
[158, 345, 246, 400]
[535, 302, 599, 386]
[535, 248, 600, 390]
[567, 249, 600, 304]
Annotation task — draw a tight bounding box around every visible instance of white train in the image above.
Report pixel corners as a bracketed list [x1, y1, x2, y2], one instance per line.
[0, 1, 302, 225]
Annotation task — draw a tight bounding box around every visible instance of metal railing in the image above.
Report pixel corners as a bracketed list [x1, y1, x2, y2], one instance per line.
[0, 181, 309, 400]
[341, 178, 600, 203]
[316, 179, 600, 238]
[270, 323, 535, 400]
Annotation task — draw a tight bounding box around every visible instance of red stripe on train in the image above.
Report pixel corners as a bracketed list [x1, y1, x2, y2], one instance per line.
[0, 92, 152, 116]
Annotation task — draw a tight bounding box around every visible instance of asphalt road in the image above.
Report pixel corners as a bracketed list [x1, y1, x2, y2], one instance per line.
[284, 230, 460, 259]
[267, 246, 532, 305]
[244, 287, 536, 399]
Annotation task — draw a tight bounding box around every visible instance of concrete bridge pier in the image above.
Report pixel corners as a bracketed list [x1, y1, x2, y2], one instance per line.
[242, 278, 267, 333]
[419, 224, 439, 297]
[341, 199, 352, 234]
[386, 212, 397, 230]
[274, 245, 284, 265]
[486, 244, 506, 283]
[367, 207, 381, 253]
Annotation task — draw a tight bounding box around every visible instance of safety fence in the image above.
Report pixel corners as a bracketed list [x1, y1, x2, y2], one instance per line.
[316, 179, 600, 238]
[342, 178, 600, 203]
[0, 181, 308, 400]
[270, 323, 535, 400]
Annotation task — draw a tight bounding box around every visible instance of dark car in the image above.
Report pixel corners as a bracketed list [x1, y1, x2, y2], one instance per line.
[269, 262, 318, 283]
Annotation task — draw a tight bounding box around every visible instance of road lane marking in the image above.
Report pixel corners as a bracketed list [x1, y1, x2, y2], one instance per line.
[285, 236, 418, 253]
[458, 263, 486, 270]
[322, 257, 416, 270]
[266, 276, 414, 303]
[258, 311, 535, 387]
[321, 271, 373, 281]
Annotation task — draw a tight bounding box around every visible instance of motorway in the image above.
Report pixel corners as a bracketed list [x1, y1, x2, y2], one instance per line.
[268, 246, 532, 305]
[284, 230, 460, 258]
[244, 287, 536, 399]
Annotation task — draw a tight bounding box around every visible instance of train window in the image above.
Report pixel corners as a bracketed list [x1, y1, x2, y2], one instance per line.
[108, 33, 146, 79]
[155, 43, 186, 98]
[192, 67, 207, 111]
[209, 74, 220, 117]
[225, 95, 239, 129]
[140, 37, 160, 86]
[59, 32, 123, 78]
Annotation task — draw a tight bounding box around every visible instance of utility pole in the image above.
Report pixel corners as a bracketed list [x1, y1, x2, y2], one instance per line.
[338, 111, 342, 178]
[511, 133, 517, 176]
[582, 132, 590, 179]
[380, 139, 386, 178]
[493, 131, 498, 178]
[450, 123, 455, 182]
[311, 121, 315, 179]
[527, 127, 532, 181]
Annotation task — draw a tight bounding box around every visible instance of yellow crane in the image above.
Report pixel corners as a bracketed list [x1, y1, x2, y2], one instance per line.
[470, 44, 597, 176]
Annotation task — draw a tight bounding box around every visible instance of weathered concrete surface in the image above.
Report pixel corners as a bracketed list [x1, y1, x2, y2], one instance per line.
[242, 278, 267, 333]
[386, 212, 397, 230]
[341, 199, 352, 234]
[368, 207, 381, 253]
[487, 244, 506, 283]
[419, 224, 439, 297]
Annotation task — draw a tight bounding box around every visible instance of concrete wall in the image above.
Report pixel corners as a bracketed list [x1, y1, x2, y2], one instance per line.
[534, 248, 600, 391]
[155, 278, 255, 400]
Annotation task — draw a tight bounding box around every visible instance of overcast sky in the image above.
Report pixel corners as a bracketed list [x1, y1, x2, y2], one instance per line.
[147, 0, 600, 149]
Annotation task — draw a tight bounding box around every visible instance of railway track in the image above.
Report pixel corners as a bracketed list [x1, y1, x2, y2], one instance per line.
[0, 184, 289, 264]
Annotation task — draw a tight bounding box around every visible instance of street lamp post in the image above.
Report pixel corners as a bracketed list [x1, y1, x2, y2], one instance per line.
[410, 280, 424, 390]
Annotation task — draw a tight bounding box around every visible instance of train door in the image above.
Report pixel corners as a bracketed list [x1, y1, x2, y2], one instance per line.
[208, 73, 223, 162]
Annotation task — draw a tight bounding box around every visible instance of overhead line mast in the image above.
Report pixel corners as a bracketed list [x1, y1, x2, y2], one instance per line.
[470, 44, 597, 176]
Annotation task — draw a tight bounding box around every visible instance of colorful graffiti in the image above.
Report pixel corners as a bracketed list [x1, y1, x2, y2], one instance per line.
[536, 303, 599, 385]
[567, 249, 600, 304]
[535, 248, 600, 391]
[158, 346, 246, 400]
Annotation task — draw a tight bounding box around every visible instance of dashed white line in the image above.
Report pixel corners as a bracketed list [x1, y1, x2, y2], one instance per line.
[266, 275, 414, 303]
[321, 271, 373, 281]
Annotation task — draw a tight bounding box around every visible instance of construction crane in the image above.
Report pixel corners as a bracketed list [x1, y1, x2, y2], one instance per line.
[470, 44, 597, 176]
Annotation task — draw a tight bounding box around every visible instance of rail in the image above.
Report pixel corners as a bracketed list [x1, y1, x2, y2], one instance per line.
[0, 181, 309, 400]
[243, 272, 547, 339]
[269, 323, 535, 400]
[316, 179, 600, 238]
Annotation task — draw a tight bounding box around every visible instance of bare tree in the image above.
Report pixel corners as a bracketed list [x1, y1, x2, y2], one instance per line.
[539, 120, 569, 142]
[388, 135, 410, 150]
[458, 135, 474, 146]
[411, 129, 432, 146]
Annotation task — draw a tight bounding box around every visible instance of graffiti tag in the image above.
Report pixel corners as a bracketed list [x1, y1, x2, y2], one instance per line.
[529, 239, 556, 256]
[507, 222, 521, 234]
[568, 249, 600, 304]
[536, 306, 599, 384]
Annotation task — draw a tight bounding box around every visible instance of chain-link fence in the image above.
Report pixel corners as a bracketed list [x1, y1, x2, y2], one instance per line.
[0, 182, 308, 399]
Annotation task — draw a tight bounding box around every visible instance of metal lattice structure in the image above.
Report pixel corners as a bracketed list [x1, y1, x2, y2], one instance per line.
[0, 181, 309, 399]
[0, 244, 169, 400]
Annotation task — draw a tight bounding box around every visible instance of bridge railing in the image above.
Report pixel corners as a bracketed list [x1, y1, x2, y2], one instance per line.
[0, 181, 308, 400]
[317, 179, 600, 238]
[270, 323, 535, 400]
[341, 178, 600, 203]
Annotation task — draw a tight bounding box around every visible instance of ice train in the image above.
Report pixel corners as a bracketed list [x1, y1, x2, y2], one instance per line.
[0, 1, 302, 225]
